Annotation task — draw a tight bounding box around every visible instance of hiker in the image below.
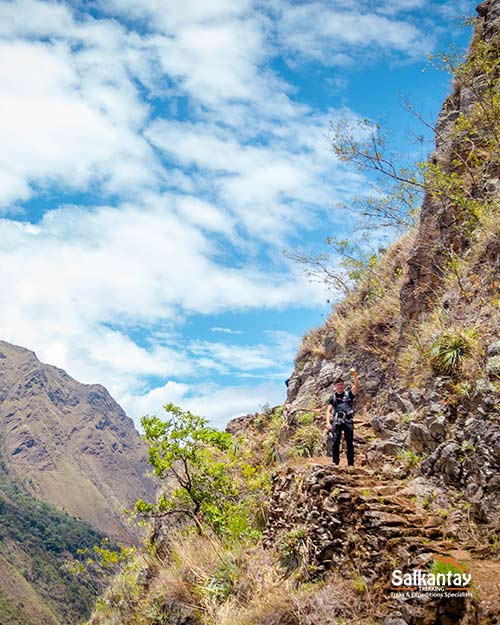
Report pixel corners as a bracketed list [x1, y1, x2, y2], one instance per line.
[325, 369, 359, 466]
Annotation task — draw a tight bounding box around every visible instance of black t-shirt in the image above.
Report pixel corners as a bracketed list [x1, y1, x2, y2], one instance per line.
[328, 390, 354, 415]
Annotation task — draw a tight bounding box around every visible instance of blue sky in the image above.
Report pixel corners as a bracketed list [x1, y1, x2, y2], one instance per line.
[0, 0, 472, 428]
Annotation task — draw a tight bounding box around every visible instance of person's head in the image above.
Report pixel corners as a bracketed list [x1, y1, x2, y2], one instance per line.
[334, 377, 345, 392]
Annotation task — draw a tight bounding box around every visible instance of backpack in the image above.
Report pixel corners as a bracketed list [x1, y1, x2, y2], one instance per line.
[330, 391, 354, 421]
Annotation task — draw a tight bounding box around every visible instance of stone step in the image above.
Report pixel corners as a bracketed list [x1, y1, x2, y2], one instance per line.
[358, 500, 416, 515]
[405, 514, 442, 528]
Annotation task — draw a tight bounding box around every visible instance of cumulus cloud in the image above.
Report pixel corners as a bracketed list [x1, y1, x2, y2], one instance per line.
[121, 380, 286, 429]
[0, 0, 447, 426]
[275, 2, 433, 64]
[0, 199, 321, 401]
[0, 2, 160, 208]
[146, 111, 365, 243]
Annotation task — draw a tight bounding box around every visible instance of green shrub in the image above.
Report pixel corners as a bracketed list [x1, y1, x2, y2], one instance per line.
[292, 425, 323, 458]
[296, 412, 315, 427]
[197, 557, 239, 605]
[396, 448, 422, 469]
[430, 328, 476, 376]
[136, 404, 262, 543]
[430, 556, 467, 578]
[278, 527, 309, 573]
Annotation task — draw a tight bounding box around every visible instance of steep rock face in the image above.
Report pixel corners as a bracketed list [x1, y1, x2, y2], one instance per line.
[0, 340, 155, 541]
[284, 0, 500, 518]
[400, 0, 500, 327]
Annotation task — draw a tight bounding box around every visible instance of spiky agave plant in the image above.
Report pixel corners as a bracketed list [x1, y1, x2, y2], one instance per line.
[429, 328, 476, 376]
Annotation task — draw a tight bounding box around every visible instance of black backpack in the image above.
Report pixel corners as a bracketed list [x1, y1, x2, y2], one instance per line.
[330, 391, 354, 421]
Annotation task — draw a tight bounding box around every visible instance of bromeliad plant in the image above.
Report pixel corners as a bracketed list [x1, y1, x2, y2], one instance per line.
[429, 328, 477, 376]
[135, 403, 261, 542]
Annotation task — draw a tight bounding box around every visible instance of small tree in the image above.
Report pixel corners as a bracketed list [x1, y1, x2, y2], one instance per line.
[331, 117, 425, 231]
[286, 118, 424, 296]
[135, 403, 261, 542]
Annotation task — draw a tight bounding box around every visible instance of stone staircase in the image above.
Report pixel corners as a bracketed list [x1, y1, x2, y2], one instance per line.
[263, 463, 456, 576]
[262, 458, 500, 625]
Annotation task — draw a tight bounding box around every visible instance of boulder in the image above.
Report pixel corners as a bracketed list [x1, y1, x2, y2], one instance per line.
[486, 355, 500, 379]
[371, 413, 399, 438]
[487, 340, 500, 356]
[388, 392, 414, 413]
[369, 439, 403, 457]
[407, 422, 435, 453]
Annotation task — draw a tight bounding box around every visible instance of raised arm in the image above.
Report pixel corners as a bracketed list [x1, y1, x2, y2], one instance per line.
[350, 368, 360, 396]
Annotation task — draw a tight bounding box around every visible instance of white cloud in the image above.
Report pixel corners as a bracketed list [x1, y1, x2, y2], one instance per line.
[211, 327, 243, 334]
[276, 3, 432, 64]
[0, 0, 447, 428]
[146, 112, 365, 243]
[0, 200, 322, 401]
[0, 3, 159, 208]
[100, 0, 251, 28]
[121, 380, 191, 422]
[189, 332, 300, 373]
[175, 196, 235, 235]
[121, 379, 286, 429]
[376, 0, 427, 15]
[184, 382, 286, 428]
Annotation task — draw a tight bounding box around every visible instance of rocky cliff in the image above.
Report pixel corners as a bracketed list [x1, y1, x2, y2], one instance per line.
[285, 0, 500, 521]
[401, 0, 500, 327]
[0, 339, 155, 541]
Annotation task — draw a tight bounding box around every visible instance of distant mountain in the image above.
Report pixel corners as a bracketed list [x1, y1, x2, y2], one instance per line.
[0, 339, 155, 541]
[0, 451, 108, 625]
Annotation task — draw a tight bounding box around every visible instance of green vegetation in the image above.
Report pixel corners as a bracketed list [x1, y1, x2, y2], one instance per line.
[397, 448, 422, 470]
[461, 440, 476, 454]
[422, 493, 435, 510]
[0, 440, 112, 625]
[196, 554, 239, 605]
[430, 328, 477, 376]
[135, 403, 266, 542]
[352, 575, 367, 593]
[430, 556, 467, 578]
[0, 590, 31, 625]
[278, 526, 309, 573]
[291, 424, 324, 458]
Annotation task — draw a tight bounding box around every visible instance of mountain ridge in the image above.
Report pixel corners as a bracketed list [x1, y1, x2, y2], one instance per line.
[0, 338, 155, 541]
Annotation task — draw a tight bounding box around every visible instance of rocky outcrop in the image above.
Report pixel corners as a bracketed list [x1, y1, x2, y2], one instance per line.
[400, 0, 500, 328]
[263, 462, 500, 625]
[286, 345, 385, 425]
[0, 339, 155, 540]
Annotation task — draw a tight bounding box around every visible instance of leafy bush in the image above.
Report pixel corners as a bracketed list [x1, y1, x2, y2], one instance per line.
[292, 425, 324, 458]
[136, 404, 262, 542]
